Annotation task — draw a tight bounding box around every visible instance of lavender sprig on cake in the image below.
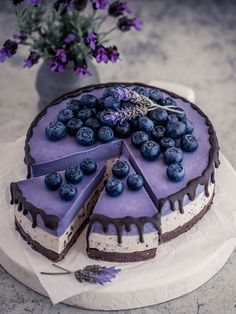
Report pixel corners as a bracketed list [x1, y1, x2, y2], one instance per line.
[103, 86, 182, 124]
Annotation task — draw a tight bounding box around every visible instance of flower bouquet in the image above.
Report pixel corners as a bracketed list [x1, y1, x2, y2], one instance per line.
[0, 0, 143, 77]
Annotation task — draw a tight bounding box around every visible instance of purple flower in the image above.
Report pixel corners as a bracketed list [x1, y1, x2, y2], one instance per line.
[110, 86, 131, 101]
[75, 265, 121, 285]
[0, 39, 18, 63]
[108, 1, 132, 17]
[107, 46, 119, 63]
[103, 111, 118, 123]
[64, 34, 76, 44]
[23, 51, 40, 68]
[13, 33, 27, 43]
[12, 0, 24, 5]
[86, 32, 96, 51]
[56, 49, 67, 63]
[48, 60, 65, 72]
[133, 18, 143, 31]
[91, 0, 109, 10]
[74, 60, 91, 77]
[117, 16, 143, 32]
[27, 0, 41, 5]
[95, 47, 109, 64]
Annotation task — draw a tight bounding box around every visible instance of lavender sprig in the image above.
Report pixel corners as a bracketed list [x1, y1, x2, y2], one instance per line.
[41, 263, 121, 285]
[103, 86, 182, 124]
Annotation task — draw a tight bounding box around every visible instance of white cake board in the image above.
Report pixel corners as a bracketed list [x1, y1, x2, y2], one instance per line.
[0, 83, 236, 310]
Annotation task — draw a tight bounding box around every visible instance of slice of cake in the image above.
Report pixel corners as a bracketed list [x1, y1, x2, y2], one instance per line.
[87, 157, 161, 262]
[10, 160, 106, 261]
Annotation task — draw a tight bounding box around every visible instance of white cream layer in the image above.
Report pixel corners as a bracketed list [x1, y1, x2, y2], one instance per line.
[89, 184, 215, 253]
[15, 180, 105, 254]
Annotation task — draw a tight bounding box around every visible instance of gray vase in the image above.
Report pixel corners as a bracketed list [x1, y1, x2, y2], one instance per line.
[36, 60, 100, 111]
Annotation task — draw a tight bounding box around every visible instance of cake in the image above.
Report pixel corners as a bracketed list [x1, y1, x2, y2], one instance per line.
[10, 82, 220, 262]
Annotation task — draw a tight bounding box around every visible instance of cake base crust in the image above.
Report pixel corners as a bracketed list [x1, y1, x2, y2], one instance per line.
[15, 217, 88, 262]
[87, 247, 157, 262]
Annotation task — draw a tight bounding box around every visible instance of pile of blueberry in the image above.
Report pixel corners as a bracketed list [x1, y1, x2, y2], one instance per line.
[45, 85, 198, 183]
[105, 160, 144, 197]
[44, 158, 97, 201]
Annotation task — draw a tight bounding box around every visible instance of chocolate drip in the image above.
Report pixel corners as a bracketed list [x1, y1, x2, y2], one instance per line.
[10, 182, 59, 231]
[87, 213, 162, 246]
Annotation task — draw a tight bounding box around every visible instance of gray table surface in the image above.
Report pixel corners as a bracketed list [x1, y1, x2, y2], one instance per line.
[0, 1, 236, 313]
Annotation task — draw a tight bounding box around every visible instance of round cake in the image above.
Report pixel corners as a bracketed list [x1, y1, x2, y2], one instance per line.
[10, 82, 220, 262]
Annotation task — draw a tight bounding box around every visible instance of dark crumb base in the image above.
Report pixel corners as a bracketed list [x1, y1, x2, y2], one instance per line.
[87, 247, 157, 262]
[88, 193, 215, 263]
[15, 217, 88, 262]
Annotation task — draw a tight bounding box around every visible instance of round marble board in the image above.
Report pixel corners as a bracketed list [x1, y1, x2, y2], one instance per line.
[0, 135, 236, 310]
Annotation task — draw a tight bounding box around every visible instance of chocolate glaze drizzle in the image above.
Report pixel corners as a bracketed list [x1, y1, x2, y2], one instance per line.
[86, 213, 161, 245]
[22, 82, 220, 243]
[10, 182, 59, 231]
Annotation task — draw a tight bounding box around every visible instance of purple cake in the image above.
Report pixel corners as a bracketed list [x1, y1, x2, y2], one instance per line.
[10, 82, 220, 262]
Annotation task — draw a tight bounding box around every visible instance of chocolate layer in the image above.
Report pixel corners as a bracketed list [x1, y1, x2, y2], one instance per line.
[87, 247, 157, 263]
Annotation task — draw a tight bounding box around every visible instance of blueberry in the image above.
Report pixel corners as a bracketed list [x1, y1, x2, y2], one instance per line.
[131, 131, 149, 148]
[65, 165, 83, 184]
[45, 121, 67, 141]
[166, 163, 185, 182]
[167, 114, 178, 124]
[66, 99, 81, 113]
[182, 119, 194, 134]
[98, 126, 114, 143]
[66, 118, 83, 135]
[115, 121, 131, 138]
[166, 121, 186, 139]
[161, 97, 176, 106]
[148, 88, 163, 103]
[149, 108, 168, 125]
[57, 108, 74, 124]
[80, 158, 97, 175]
[132, 86, 149, 97]
[99, 110, 116, 127]
[137, 116, 154, 133]
[85, 117, 101, 130]
[130, 118, 139, 131]
[60, 183, 77, 201]
[175, 107, 186, 120]
[140, 140, 161, 161]
[80, 94, 98, 109]
[102, 96, 120, 111]
[181, 134, 198, 152]
[164, 147, 183, 165]
[112, 160, 130, 178]
[103, 87, 113, 98]
[127, 174, 144, 191]
[76, 127, 96, 146]
[44, 172, 62, 191]
[152, 125, 166, 141]
[160, 137, 176, 150]
[77, 108, 93, 121]
[105, 177, 124, 197]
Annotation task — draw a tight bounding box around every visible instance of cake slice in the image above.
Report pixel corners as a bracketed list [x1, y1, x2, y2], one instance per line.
[10, 161, 106, 261]
[87, 157, 161, 262]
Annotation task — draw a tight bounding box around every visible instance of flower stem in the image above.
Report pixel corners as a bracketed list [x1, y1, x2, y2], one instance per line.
[97, 14, 109, 29]
[100, 26, 117, 39]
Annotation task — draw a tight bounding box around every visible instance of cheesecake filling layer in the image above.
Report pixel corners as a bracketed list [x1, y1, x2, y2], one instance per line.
[88, 184, 214, 254]
[14, 178, 105, 254]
